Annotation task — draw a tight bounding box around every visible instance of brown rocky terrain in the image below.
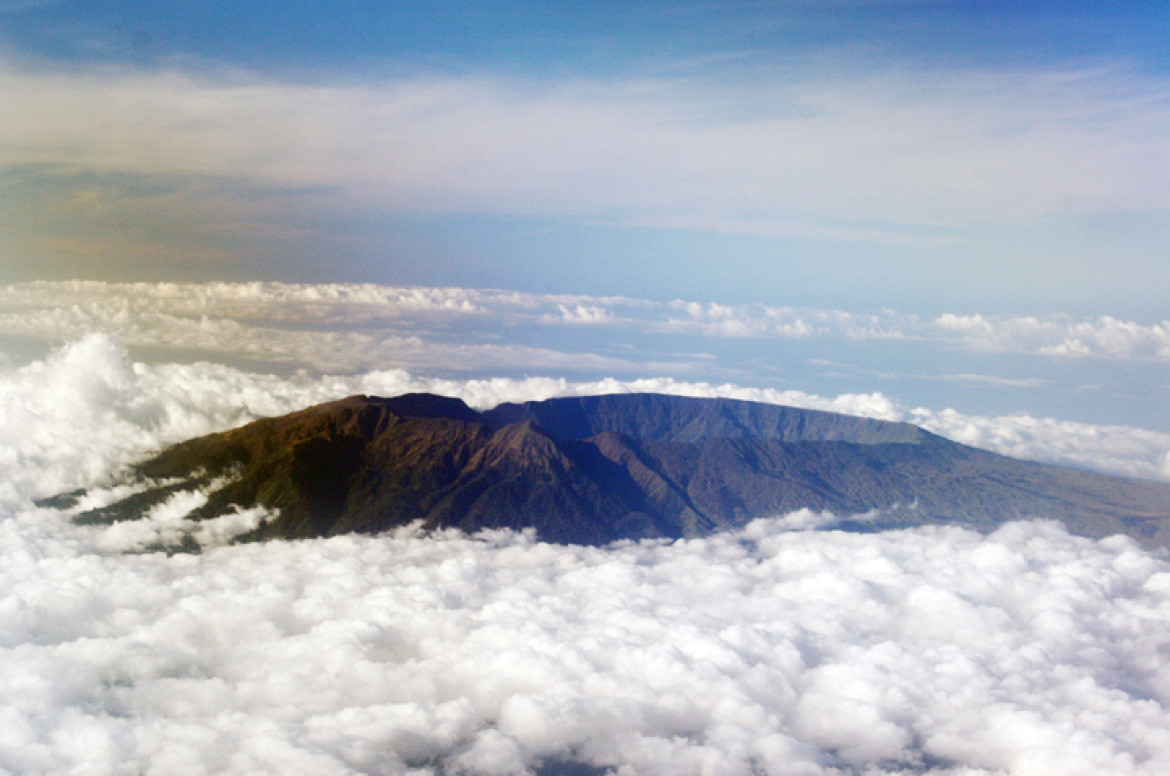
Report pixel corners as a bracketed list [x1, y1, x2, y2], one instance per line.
[71, 393, 1170, 548]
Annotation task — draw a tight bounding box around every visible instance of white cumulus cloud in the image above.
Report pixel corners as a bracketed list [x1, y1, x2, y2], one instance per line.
[2, 506, 1169, 775]
[4, 283, 1169, 384]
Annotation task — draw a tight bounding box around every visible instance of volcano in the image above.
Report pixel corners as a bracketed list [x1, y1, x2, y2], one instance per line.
[71, 393, 1170, 548]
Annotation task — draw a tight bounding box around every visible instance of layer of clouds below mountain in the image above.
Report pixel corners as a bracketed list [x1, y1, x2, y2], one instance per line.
[2, 335, 1170, 775]
[4, 496, 1170, 775]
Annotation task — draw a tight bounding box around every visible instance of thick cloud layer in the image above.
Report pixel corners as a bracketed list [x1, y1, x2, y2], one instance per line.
[2, 336, 1170, 775]
[5, 504, 1170, 774]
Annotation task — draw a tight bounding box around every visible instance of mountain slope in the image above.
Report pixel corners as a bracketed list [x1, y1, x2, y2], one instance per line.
[71, 393, 1170, 548]
[482, 393, 928, 444]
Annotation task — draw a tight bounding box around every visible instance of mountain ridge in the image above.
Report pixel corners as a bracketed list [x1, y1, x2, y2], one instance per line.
[69, 392, 1170, 548]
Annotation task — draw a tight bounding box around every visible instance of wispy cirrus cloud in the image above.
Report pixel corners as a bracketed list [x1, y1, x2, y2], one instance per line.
[936, 373, 1047, 388]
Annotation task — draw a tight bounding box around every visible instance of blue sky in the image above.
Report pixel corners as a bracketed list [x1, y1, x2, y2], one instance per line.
[2, 1, 1168, 308]
[5, 1, 1169, 74]
[1, 1, 1168, 440]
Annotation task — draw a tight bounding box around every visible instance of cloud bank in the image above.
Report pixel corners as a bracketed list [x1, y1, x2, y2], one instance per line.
[4, 505, 1170, 775]
[5, 283, 1168, 373]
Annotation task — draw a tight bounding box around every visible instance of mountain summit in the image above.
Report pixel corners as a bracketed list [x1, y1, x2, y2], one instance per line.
[74, 393, 1170, 547]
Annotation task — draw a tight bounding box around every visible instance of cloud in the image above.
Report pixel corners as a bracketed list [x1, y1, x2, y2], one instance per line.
[664, 301, 919, 342]
[912, 407, 1170, 481]
[4, 282, 1167, 484]
[661, 304, 1170, 362]
[3, 505, 1169, 775]
[934, 313, 1170, 361]
[543, 304, 615, 325]
[2, 57, 1168, 240]
[7, 282, 1167, 380]
[81, 481, 276, 554]
[937, 373, 1046, 388]
[0, 282, 641, 375]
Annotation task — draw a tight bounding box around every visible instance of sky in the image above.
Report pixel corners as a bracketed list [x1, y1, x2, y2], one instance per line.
[1, 0, 1169, 439]
[2, 0, 1169, 313]
[3, 3, 1170, 774]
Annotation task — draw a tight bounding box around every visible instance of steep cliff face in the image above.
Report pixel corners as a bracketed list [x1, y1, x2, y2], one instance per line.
[73, 393, 1170, 547]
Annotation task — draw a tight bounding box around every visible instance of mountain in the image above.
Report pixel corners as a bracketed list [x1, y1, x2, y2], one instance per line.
[69, 393, 1170, 548]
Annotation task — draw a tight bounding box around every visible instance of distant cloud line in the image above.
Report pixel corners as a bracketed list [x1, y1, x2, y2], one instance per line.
[2, 281, 1168, 367]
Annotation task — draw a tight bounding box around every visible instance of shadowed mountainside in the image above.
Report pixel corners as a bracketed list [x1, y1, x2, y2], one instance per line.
[70, 393, 1170, 547]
